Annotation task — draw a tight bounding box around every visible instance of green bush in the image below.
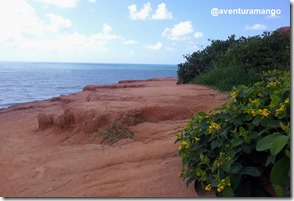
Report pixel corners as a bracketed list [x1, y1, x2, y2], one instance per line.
[191, 63, 260, 92]
[176, 70, 290, 197]
[177, 35, 238, 84]
[177, 29, 290, 87]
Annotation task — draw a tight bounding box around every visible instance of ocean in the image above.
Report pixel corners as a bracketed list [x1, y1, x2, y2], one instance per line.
[0, 62, 177, 108]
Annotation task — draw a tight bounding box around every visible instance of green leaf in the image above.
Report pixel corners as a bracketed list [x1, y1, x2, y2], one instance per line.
[247, 131, 258, 139]
[222, 186, 234, 197]
[266, 120, 280, 128]
[270, 157, 290, 185]
[230, 174, 241, 191]
[265, 155, 276, 166]
[280, 122, 290, 135]
[230, 163, 243, 174]
[194, 181, 205, 196]
[270, 135, 289, 155]
[223, 161, 233, 172]
[234, 117, 243, 126]
[231, 138, 243, 147]
[239, 166, 261, 177]
[256, 133, 280, 151]
[239, 126, 246, 135]
[252, 116, 262, 126]
[269, 94, 280, 109]
[210, 139, 220, 150]
[260, 119, 269, 127]
[258, 127, 270, 136]
[273, 185, 284, 197]
[198, 112, 206, 117]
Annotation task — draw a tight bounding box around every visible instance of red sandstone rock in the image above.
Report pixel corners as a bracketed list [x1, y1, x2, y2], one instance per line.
[0, 78, 227, 197]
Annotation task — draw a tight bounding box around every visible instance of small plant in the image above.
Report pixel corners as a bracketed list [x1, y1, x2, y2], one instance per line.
[176, 70, 290, 197]
[99, 106, 134, 145]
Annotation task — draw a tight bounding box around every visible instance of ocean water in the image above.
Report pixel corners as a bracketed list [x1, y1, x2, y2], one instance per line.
[0, 62, 177, 108]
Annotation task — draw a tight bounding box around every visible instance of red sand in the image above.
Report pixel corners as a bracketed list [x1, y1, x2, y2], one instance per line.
[0, 78, 227, 197]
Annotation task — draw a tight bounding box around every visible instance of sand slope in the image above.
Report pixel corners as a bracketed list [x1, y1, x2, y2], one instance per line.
[0, 78, 227, 197]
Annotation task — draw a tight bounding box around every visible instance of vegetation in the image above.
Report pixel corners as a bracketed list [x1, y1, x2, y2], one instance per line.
[176, 70, 290, 197]
[98, 107, 133, 145]
[177, 29, 290, 91]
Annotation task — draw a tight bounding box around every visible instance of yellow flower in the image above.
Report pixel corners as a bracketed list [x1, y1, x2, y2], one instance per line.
[259, 109, 270, 118]
[205, 184, 212, 191]
[215, 159, 222, 167]
[208, 122, 221, 133]
[275, 104, 286, 117]
[178, 141, 189, 150]
[251, 109, 257, 117]
[226, 156, 232, 161]
[285, 98, 290, 104]
[217, 184, 224, 192]
[267, 81, 280, 88]
[230, 91, 238, 99]
[176, 131, 182, 137]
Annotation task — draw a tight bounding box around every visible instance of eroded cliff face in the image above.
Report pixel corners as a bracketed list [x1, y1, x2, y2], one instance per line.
[0, 78, 227, 197]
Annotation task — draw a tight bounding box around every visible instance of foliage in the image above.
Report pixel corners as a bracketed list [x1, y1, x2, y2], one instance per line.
[100, 116, 133, 145]
[191, 63, 260, 92]
[177, 29, 290, 89]
[177, 35, 238, 84]
[99, 107, 133, 145]
[176, 70, 290, 197]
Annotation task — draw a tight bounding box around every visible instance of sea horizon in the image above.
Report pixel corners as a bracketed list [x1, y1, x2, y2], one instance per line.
[0, 60, 178, 66]
[0, 61, 178, 108]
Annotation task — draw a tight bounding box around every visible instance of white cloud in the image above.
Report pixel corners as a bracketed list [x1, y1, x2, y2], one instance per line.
[32, 0, 79, 8]
[152, 3, 173, 20]
[128, 3, 152, 20]
[194, 32, 204, 39]
[124, 40, 138, 45]
[0, 0, 45, 44]
[47, 13, 72, 33]
[88, 0, 96, 3]
[102, 23, 112, 34]
[146, 42, 174, 51]
[162, 21, 194, 41]
[0, 0, 123, 57]
[128, 3, 173, 21]
[245, 24, 267, 31]
[265, 15, 281, 19]
[146, 42, 163, 50]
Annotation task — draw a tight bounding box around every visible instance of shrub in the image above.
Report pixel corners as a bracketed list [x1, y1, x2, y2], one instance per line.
[191, 63, 260, 92]
[177, 29, 290, 86]
[176, 70, 290, 197]
[177, 35, 238, 84]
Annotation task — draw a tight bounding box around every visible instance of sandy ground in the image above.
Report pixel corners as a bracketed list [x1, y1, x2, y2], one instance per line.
[0, 78, 227, 197]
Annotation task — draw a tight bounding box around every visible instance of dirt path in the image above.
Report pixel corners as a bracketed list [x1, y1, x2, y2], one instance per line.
[0, 78, 227, 197]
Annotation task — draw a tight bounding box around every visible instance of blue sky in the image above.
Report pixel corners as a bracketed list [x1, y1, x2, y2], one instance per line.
[0, 0, 290, 64]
